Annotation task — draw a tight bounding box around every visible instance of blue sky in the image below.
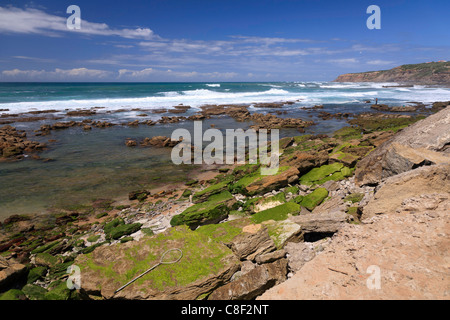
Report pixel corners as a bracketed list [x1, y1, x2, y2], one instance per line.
[0, 0, 448, 81]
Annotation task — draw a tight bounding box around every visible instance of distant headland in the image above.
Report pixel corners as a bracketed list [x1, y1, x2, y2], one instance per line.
[334, 61, 450, 86]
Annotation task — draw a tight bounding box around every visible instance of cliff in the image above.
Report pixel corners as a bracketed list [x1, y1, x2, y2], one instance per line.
[334, 61, 450, 86]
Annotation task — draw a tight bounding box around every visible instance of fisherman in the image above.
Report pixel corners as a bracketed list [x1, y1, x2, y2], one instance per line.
[375, 98, 378, 105]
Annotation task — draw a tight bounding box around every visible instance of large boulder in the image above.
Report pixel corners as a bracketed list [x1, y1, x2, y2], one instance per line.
[362, 163, 450, 220]
[208, 259, 288, 300]
[355, 106, 450, 186]
[0, 256, 27, 291]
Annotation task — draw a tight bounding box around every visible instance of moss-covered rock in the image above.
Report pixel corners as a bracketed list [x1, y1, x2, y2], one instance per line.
[250, 202, 301, 224]
[349, 115, 426, 133]
[284, 186, 299, 195]
[192, 179, 231, 203]
[103, 218, 142, 240]
[301, 188, 329, 211]
[75, 225, 240, 300]
[27, 266, 48, 284]
[141, 228, 155, 236]
[344, 193, 365, 203]
[253, 192, 286, 213]
[0, 289, 26, 300]
[299, 163, 353, 186]
[333, 126, 363, 141]
[31, 240, 60, 254]
[44, 281, 77, 300]
[107, 223, 142, 240]
[86, 235, 100, 243]
[170, 191, 235, 229]
[21, 284, 48, 300]
[196, 218, 251, 244]
[120, 236, 133, 243]
[34, 252, 61, 268]
[181, 189, 192, 198]
[81, 241, 108, 254]
[292, 195, 305, 204]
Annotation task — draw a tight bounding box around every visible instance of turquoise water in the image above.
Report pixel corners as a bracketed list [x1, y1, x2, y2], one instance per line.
[2, 82, 450, 114]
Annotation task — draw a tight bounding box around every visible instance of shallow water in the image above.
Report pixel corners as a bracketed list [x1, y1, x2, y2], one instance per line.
[0, 117, 261, 219]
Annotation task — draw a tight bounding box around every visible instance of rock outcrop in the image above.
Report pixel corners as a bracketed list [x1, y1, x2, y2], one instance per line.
[334, 61, 450, 85]
[354, 106, 450, 186]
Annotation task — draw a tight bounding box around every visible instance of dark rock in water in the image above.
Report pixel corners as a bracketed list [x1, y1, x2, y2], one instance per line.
[66, 110, 96, 116]
[431, 101, 450, 112]
[140, 136, 182, 148]
[0, 125, 46, 160]
[125, 139, 137, 147]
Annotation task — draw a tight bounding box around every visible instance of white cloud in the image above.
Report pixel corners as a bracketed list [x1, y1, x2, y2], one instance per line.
[117, 67, 238, 80]
[327, 58, 359, 65]
[2, 67, 111, 80]
[0, 6, 156, 39]
[366, 59, 394, 66]
[118, 68, 154, 77]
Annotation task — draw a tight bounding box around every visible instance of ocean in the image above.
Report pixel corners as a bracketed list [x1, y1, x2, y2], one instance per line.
[1, 82, 450, 116]
[1, 81, 450, 219]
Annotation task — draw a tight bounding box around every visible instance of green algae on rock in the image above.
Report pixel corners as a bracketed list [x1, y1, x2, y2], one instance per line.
[300, 188, 329, 211]
[170, 191, 235, 228]
[250, 202, 301, 224]
[299, 163, 353, 186]
[75, 225, 240, 300]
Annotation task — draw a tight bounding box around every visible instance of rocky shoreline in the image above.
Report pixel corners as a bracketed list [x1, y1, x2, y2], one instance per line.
[0, 102, 449, 300]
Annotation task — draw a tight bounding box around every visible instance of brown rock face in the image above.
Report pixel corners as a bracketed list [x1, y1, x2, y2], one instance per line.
[361, 163, 450, 220]
[245, 167, 300, 195]
[228, 227, 277, 261]
[0, 256, 27, 290]
[354, 107, 450, 186]
[208, 259, 288, 300]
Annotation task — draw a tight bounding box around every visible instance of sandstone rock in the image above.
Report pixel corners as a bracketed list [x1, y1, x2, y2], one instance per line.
[208, 259, 288, 300]
[355, 107, 450, 186]
[0, 256, 27, 290]
[362, 163, 450, 220]
[245, 167, 300, 195]
[263, 219, 303, 249]
[289, 206, 348, 237]
[255, 249, 286, 264]
[284, 242, 316, 272]
[228, 226, 276, 261]
[259, 191, 450, 300]
[280, 151, 328, 175]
